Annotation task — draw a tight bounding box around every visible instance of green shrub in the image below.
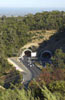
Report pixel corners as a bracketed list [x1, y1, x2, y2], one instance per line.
[48, 81, 65, 93]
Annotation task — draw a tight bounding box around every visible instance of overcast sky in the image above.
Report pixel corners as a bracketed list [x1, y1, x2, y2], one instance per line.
[0, 0, 65, 8]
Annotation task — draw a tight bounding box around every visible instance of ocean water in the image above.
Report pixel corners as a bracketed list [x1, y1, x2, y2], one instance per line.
[0, 7, 65, 17]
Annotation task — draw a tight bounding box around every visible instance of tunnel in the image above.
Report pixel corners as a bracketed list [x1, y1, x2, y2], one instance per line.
[24, 50, 31, 57]
[41, 50, 52, 60]
[21, 49, 32, 58]
[20, 49, 32, 58]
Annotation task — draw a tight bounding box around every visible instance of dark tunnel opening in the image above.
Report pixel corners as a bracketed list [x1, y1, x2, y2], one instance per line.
[42, 52, 51, 59]
[41, 51, 52, 60]
[24, 50, 31, 57]
[40, 51, 52, 67]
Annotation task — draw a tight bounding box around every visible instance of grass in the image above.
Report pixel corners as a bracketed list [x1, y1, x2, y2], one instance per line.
[28, 30, 56, 43]
[19, 30, 56, 55]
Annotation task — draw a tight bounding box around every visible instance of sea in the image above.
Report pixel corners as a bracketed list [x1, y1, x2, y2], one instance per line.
[0, 7, 65, 17]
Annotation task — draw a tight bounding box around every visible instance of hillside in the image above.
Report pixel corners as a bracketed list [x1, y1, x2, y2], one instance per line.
[37, 28, 65, 54]
[19, 30, 56, 55]
[0, 11, 65, 100]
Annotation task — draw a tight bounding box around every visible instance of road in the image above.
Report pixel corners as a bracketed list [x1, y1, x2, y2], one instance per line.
[8, 57, 32, 84]
[8, 57, 41, 86]
[20, 56, 41, 79]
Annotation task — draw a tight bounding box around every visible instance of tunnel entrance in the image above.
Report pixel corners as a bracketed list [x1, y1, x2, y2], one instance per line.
[40, 50, 52, 67]
[42, 52, 51, 59]
[24, 50, 31, 57]
[41, 50, 52, 60]
[19, 49, 32, 59]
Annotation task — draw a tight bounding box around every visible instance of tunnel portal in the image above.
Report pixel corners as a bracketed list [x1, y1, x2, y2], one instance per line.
[41, 50, 52, 60]
[24, 50, 31, 57]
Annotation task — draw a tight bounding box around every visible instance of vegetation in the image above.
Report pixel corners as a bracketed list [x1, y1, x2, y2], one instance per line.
[0, 11, 65, 100]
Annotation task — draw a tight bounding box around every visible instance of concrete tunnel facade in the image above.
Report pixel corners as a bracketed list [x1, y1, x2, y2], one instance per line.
[19, 48, 52, 60]
[40, 50, 52, 60]
[20, 49, 37, 58]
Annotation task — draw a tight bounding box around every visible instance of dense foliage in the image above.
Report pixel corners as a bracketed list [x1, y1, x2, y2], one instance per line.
[0, 83, 58, 100]
[0, 11, 65, 73]
[0, 11, 65, 56]
[23, 11, 65, 30]
[0, 11, 65, 100]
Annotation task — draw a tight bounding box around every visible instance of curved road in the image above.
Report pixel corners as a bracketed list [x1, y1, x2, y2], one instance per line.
[7, 57, 32, 84]
[8, 57, 41, 86]
[21, 57, 41, 78]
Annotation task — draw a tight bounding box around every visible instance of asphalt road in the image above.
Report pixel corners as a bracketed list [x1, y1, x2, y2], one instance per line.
[9, 58, 32, 84]
[20, 56, 41, 79]
[8, 57, 41, 87]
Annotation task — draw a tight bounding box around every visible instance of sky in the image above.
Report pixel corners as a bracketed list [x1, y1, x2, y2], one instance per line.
[0, 0, 65, 8]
